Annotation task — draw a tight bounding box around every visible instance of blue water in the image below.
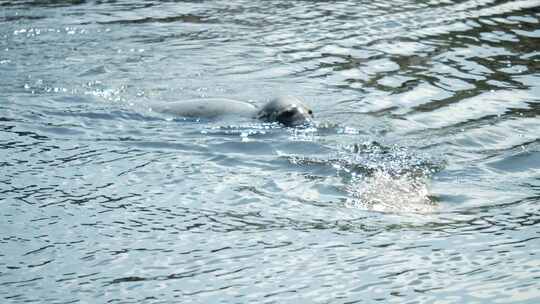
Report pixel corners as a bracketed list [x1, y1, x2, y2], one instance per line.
[1, 0, 540, 303]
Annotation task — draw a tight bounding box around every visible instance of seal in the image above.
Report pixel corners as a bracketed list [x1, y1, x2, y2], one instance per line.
[153, 96, 314, 127]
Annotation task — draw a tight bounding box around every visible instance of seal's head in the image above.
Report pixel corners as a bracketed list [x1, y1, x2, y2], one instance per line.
[257, 96, 314, 127]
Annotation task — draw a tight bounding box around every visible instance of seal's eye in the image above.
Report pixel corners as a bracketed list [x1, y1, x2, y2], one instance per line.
[308, 109, 313, 116]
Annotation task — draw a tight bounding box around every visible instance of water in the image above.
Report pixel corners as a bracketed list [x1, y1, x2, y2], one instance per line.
[1, 0, 540, 303]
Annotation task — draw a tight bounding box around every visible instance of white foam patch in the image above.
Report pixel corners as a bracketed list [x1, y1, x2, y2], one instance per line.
[345, 170, 436, 213]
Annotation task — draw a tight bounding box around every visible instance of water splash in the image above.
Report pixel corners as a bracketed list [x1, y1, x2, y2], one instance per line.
[345, 170, 435, 213]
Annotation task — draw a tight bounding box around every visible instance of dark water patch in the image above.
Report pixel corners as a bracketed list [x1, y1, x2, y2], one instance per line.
[97, 14, 215, 25]
[1, 127, 49, 141]
[0, 0, 86, 8]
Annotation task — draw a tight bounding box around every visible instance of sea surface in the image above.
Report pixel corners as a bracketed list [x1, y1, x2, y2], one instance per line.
[1, 0, 540, 303]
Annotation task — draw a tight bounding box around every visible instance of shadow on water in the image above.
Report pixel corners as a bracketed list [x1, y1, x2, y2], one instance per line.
[0, 0, 87, 8]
